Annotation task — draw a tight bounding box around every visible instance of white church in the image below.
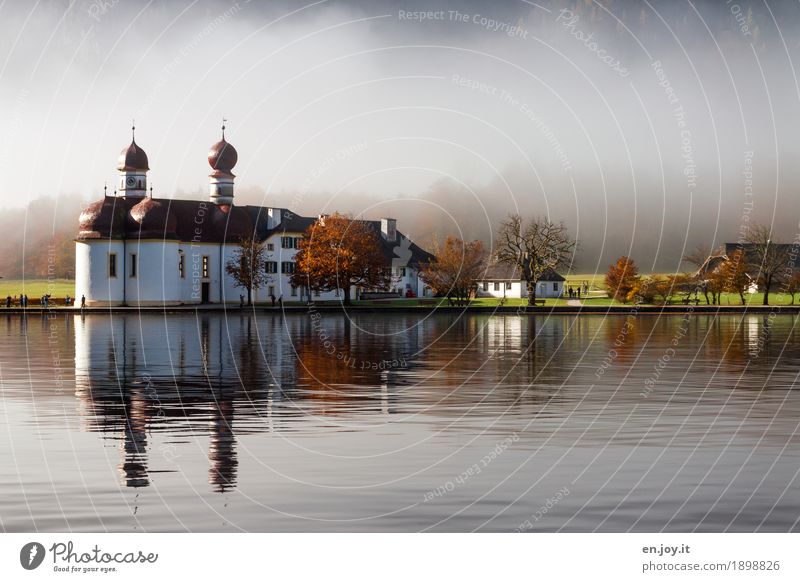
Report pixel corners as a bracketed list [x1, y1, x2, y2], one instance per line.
[75, 127, 433, 306]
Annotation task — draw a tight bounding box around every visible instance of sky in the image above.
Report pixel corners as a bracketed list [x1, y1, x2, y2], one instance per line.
[1, 0, 800, 270]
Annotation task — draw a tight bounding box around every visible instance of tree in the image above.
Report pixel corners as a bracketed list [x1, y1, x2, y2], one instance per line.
[669, 273, 698, 304]
[786, 272, 800, 304]
[605, 256, 641, 303]
[682, 244, 712, 304]
[225, 236, 270, 305]
[745, 224, 791, 305]
[718, 249, 751, 305]
[292, 212, 391, 304]
[419, 237, 486, 306]
[705, 266, 727, 305]
[495, 214, 576, 305]
[682, 244, 711, 273]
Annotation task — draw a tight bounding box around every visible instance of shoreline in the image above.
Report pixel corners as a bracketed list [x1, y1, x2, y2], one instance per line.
[3, 304, 799, 315]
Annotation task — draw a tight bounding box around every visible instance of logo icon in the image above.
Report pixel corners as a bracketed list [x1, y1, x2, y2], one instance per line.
[20, 542, 45, 570]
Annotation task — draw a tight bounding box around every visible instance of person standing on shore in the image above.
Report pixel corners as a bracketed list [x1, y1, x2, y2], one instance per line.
[23, 294, 28, 308]
[81, 295, 86, 309]
[5, 295, 10, 308]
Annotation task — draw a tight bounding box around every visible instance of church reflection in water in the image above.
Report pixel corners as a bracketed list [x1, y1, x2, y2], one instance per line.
[73, 312, 573, 493]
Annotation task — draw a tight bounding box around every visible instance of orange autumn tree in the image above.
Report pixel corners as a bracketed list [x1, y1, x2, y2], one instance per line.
[291, 213, 391, 304]
[718, 249, 751, 305]
[419, 237, 486, 306]
[605, 256, 641, 303]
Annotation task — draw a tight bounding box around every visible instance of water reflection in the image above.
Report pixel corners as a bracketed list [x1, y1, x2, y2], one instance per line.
[68, 311, 800, 495]
[2, 310, 798, 531]
[71, 312, 569, 491]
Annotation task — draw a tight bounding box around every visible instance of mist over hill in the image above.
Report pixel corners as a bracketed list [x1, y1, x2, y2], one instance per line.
[3, 0, 800, 273]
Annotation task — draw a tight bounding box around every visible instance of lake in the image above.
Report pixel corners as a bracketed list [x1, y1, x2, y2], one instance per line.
[0, 310, 798, 532]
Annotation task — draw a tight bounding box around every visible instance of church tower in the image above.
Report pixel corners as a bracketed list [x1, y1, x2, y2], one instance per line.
[208, 122, 238, 205]
[117, 124, 149, 198]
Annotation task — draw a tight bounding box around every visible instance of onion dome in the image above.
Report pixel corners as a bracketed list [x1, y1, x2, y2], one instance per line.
[128, 197, 177, 238]
[117, 139, 149, 172]
[212, 204, 254, 241]
[208, 124, 238, 174]
[78, 197, 129, 239]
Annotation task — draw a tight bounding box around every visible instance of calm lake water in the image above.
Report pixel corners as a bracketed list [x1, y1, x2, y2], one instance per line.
[0, 310, 798, 532]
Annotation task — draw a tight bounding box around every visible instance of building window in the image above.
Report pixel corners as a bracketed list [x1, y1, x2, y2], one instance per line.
[281, 261, 296, 274]
[109, 253, 117, 278]
[268, 285, 275, 297]
[493, 282, 500, 291]
[281, 236, 299, 249]
[267, 243, 274, 251]
[553, 282, 559, 291]
[506, 282, 512, 290]
[265, 261, 277, 274]
[129, 253, 137, 278]
[398, 267, 406, 277]
[290, 285, 297, 297]
[179, 254, 185, 278]
[483, 282, 488, 291]
[202, 256, 209, 278]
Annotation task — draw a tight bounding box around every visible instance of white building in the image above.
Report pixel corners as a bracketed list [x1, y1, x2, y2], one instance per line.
[476, 264, 565, 299]
[75, 127, 433, 306]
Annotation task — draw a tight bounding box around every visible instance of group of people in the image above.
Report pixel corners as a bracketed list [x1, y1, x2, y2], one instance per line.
[5, 294, 29, 308]
[567, 284, 589, 300]
[238, 294, 284, 308]
[4, 293, 86, 309]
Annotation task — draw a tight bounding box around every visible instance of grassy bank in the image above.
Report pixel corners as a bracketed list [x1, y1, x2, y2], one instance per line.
[2, 277, 797, 308]
[0, 279, 75, 298]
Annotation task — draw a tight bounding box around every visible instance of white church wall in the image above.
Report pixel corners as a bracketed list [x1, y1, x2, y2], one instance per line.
[76, 240, 126, 306]
[125, 240, 181, 305]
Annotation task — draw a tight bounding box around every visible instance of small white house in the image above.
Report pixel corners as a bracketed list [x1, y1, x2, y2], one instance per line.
[476, 264, 565, 299]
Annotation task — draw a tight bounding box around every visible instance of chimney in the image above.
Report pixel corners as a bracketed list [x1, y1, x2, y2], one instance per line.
[267, 208, 283, 229]
[381, 218, 397, 242]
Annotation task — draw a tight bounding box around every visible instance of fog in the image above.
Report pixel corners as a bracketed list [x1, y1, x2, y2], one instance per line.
[1, 0, 800, 273]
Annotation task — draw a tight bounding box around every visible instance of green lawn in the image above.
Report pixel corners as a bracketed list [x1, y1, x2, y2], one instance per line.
[2, 278, 796, 308]
[564, 273, 607, 291]
[346, 296, 621, 307]
[0, 279, 74, 298]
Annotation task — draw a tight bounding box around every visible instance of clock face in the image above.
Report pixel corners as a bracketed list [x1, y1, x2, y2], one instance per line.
[126, 177, 136, 187]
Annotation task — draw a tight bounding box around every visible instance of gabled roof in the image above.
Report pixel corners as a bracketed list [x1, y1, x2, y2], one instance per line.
[697, 242, 800, 279]
[478, 263, 565, 282]
[264, 210, 316, 234]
